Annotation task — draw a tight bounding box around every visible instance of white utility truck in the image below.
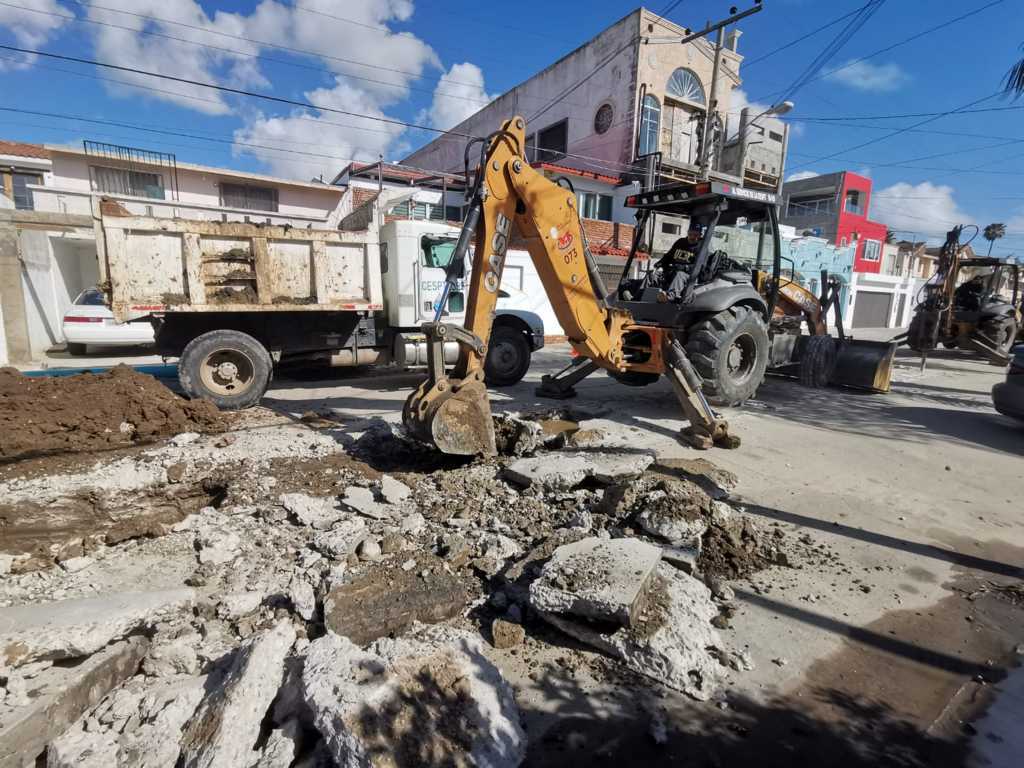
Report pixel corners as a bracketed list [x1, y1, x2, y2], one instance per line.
[93, 190, 544, 408]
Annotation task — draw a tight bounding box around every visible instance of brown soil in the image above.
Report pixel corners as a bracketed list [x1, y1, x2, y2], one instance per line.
[699, 516, 782, 581]
[0, 365, 227, 462]
[208, 285, 259, 304]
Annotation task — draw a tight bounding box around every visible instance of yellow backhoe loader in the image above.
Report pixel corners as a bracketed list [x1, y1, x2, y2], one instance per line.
[401, 117, 893, 456]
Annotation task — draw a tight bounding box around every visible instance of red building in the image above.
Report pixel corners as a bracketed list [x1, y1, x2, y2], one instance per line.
[780, 170, 889, 274]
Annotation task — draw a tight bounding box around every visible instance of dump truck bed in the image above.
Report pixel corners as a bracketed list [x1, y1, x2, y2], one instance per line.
[95, 201, 383, 323]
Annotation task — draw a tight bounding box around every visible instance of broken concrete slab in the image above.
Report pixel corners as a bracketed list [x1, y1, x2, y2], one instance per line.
[0, 636, 148, 768]
[635, 491, 709, 545]
[289, 576, 316, 622]
[0, 589, 194, 668]
[341, 486, 390, 520]
[48, 673, 207, 768]
[323, 554, 473, 646]
[537, 563, 724, 700]
[311, 518, 367, 560]
[279, 493, 344, 530]
[302, 625, 526, 768]
[529, 537, 662, 627]
[179, 620, 297, 768]
[503, 451, 653, 491]
[379, 475, 411, 505]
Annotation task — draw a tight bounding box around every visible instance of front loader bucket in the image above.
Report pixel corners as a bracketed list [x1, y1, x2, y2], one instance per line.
[832, 339, 897, 393]
[402, 377, 497, 456]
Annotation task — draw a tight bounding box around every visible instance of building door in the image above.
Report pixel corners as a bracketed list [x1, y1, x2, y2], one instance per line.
[851, 290, 893, 328]
[662, 104, 697, 165]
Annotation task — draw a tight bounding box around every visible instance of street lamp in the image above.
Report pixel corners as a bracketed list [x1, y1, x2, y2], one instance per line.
[741, 100, 793, 139]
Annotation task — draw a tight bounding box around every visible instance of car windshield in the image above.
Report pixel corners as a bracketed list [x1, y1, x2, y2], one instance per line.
[75, 288, 105, 306]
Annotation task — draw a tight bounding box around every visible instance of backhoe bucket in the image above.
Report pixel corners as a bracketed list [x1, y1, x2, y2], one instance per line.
[402, 376, 497, 456]
[831, 339, 897, 393]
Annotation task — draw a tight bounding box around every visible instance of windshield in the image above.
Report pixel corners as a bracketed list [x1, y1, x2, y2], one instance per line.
[648, 211, 773, 272]
[421, 236, 457, 269]
[75, 288, 105, 305]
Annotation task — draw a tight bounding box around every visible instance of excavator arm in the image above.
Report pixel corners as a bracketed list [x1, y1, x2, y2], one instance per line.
[402, 116, 735, 455]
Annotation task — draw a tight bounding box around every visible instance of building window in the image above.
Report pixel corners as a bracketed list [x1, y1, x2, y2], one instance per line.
[91, 165, 165, 199]
[638, 95, 660, 156]
[786, 196, 835, 217]
[220, 182, 279, 212]
[862, 239, 881, 262]
[769, 130, 783, 142]
[534, 119, 568, 162]
[445, 205, 464, 222]
[840, 237, 848, 247]
[577, 191, 612, 221]
[10, 172, 42, 210]
[662, 222, 680, 235]
[666, 68, 706, 105]
[594, 103, 614, 135]
[844, 190, 863, 216]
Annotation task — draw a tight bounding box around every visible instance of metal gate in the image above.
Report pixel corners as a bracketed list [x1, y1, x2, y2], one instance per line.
[851, 290, 893, 328]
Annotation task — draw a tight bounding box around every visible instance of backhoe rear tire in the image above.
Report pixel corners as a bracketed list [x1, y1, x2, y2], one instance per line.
[799, 335, 837, 389]
[178, 329, 272, 410]
[684, 305, 769, 406]
[979, 315, 1018, 355]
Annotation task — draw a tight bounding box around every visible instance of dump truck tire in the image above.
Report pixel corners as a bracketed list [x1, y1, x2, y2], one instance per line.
[800, 335, 837, 389]
[484, 326, 532, 387]
[685, 305, 769, 406]
[178, 329, 272, 410]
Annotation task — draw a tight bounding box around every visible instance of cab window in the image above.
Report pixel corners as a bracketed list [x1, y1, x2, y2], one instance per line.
[421, 236, 457, 268]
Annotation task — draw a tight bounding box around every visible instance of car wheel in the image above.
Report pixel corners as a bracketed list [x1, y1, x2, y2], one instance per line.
[484, 326, 532, 387]
[684, 305, 770, 406]
[799, 335, 837, 389]
[178, 329, 272, 410]
[66, 342, 88, 356]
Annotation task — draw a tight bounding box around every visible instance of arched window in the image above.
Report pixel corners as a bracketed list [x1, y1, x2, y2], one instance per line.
[666, 68, 705, 105]
[638, 94, 660, 156]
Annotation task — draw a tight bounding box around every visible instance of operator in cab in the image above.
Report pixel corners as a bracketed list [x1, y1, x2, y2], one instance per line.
[657, 221, 704, 300]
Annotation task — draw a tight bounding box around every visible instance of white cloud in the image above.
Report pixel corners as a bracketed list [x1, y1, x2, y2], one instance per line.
[0, 1, 74, 70]
[824, 59, 910, 93]
[870, 181, 971, 240]
[420, 62, 495, 130]
[786, 170, 819, 182]
[233, 80, 405, 180]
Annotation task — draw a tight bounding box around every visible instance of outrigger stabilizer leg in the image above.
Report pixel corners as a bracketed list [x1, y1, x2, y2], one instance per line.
[535, 356, 600, 399]
[663, 337, 740, 450]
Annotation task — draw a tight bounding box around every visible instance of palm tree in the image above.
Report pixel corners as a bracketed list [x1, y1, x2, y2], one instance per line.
[983, 222, 1006, 256]
[1006, 46, 1024, 96]
[885, 228, 897, 244]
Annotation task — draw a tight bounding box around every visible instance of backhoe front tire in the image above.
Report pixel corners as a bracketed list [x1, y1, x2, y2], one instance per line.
[178, 329, 272, 410]
[799, 335, 837, 389]
[979, 315, 1018, 355]
[684, 305, 769, 406]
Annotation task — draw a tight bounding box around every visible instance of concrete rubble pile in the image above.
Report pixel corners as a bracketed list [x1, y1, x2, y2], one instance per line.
[0, 411, 797, 766]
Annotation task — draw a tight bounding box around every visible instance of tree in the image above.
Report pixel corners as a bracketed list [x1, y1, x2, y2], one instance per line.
[885, 228, 897, 244]
[1006, 46, 1024, 96]
[983, 222, 1006, 256]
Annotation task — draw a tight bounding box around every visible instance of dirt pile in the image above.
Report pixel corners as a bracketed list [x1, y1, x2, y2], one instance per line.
[0, 365, 227, 461]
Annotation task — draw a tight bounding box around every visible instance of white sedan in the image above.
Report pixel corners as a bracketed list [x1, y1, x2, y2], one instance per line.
[62, 288, 155, 355]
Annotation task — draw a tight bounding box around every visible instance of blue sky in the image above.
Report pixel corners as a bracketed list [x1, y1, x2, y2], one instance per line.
[2, 0, 1023, 251]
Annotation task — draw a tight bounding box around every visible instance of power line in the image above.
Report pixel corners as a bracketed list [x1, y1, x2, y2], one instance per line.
[775, 0, 886, 104]
[742, 6, 869, 68]
[753, 0, 1004, 102]
[8, 0, 561, 110]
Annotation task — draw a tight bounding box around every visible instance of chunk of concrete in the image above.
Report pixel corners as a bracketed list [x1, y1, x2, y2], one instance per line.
[529, 537, 662, 627]
[323, 554, 472, 646]
[195, 526, 241, 565]
[491, 619, 526, 649]
[302, 625, 526, 768]
[0, 636, 148, 768]
[48, 673, 207, 768]
[178, 620, 297, 768]
[279, 493, 344, 530]
[141, 633, 201, 677]
[311, 519, 367, 560]
[0, 589, 194, 668]
[216, 591, 264, 621]
[537, 564, 724, 700]
[635, 491, 709, 545]
[341, 486, 390, 520]
[379, 475, 411, 505]
[504, 451, 653, 491]
[289, 577, 317, 622]
[252, 719, 302, 768]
